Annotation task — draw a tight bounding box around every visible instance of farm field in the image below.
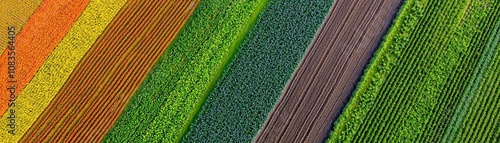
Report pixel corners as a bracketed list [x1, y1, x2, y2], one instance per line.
[182, 0, 334, 142]
[19, 0, 198, 142]
[0, 0, 126, 141]
[1, 0, 499, 142]
[0, 0, 90, 116]
[329, 0, 500, 142]
[0, 0, 42, 52]
[255, 0, 403, 142]
[103, 0, 266, 142]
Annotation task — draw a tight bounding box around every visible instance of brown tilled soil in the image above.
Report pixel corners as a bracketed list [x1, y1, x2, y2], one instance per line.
[255, 0, 403, 142]
[20, 0, 199, 142]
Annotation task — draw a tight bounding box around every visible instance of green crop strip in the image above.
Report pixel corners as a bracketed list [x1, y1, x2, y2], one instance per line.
[328, 0, 500, 142]
[182, 0, 334, 142]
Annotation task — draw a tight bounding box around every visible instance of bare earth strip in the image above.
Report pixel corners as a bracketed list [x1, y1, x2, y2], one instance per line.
[255, 0, 403, 142]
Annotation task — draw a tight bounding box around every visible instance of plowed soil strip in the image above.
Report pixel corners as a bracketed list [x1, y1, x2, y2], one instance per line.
[20, 0, 198, 142]
[255, 0, 403, 142]
[0, 0, 90, 115]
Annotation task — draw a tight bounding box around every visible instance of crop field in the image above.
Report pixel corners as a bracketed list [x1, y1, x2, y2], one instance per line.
[256, 0, 403, 142]
[0, 0, 126, 141]
[448, 13, 500, 143]
[183, 0, 334, 142]
[1, 0, 499, 142]
[329, 0, 500, 142]
[0, 0, 42, 52]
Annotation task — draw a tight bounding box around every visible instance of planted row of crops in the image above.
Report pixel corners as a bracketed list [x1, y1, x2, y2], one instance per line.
[20, 0, 198, 142]
[450, 15, 500, 142]
[0, 0, 126, 141]
[182, 0, 334, 142]
[329, 0, 500, 142]
[103, 0, 265, 142]
[0, 0, 90, 116]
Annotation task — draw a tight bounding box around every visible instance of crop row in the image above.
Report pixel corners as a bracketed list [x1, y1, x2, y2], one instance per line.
[182, 0, 334, 142]
[352, 0, 487, 141]
[351, 0, 467, 141]
[103, 0, 264, 142]
[387, 1, 495, 142]
[328, 0, 425, 141]
[0, 0, 126, 142]
[329, 0, 500, 142]
[452, 9, 500, 142]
